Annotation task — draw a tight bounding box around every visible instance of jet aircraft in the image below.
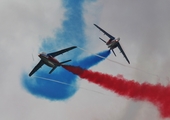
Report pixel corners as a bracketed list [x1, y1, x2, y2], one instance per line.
[94, 24, 130, 64]
[29, 46, 77, 76]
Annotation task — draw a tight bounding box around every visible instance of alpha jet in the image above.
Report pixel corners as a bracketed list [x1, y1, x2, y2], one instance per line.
[94, 24, 130, 64]
[29, 46, 77, 76]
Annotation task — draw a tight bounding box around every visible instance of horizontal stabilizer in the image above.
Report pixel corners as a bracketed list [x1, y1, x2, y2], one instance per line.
[112, 49, 116, 56]
[49, 66, 57, 74]
[60, 59, 71, 64]
[99, 37, 107, 43]
[49, 60, 71, 74]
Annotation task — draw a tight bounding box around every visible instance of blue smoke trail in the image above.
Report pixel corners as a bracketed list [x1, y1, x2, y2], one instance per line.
[73, 50, 111, 69]
[41, 0, 86, 54]
[22, 0, 109, 100]
[22, 50, 110, 100]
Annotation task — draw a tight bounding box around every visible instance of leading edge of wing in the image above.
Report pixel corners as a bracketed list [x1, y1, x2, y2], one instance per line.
[117, 43, 130, 64]
[29, 60, 44, 76]
[47, 46, 77, 57]
[94, 24, 115, 39]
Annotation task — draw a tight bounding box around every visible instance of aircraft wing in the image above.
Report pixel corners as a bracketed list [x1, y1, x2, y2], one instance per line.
[29, 60, 44, 76]
[94, 24, 115, 39]
[47, 46, 77, 57]
[117, 43, 130, 64]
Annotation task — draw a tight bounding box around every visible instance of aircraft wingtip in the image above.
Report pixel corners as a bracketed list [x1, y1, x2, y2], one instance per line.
[71, 46, 77, 48]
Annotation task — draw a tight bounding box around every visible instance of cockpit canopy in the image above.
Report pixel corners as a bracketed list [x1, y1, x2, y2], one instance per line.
[117, 37, 120, 41]
[41, 52, 47, 57]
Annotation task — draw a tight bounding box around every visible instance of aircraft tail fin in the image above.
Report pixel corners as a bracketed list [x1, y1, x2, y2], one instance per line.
[99, 37, 107, 43]
[111, 49, 116, 56]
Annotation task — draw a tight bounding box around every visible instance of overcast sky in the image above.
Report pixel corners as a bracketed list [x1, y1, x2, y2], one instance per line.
[0, 0, 170, 120]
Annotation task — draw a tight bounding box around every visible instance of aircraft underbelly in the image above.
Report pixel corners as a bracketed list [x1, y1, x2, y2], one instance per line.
[46, 61, 55, 67]
[41, 57, 55, 67]
[108, 42, 117, 49]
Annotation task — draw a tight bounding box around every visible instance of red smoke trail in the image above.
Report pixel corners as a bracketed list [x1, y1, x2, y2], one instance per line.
[62, 65, 170, 118]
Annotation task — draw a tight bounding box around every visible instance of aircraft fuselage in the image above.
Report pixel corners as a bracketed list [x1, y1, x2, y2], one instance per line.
[107, 38, 120, 50]
[38, 54, 60, 68]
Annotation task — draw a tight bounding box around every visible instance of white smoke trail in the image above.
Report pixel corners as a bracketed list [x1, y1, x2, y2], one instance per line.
[76, 46, 165, 79]
[33, 76, 112, 96]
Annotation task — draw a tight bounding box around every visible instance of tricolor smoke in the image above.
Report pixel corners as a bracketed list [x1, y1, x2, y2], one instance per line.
[22, 50, 110, 100]
[63, 65, 170, 118]
[22, 0, 103, 100]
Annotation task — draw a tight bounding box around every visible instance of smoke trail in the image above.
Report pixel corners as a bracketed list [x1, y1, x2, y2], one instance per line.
[73, 50, 110, 69]
[22, 0, 100, 100]
[22, 50, 110, 100]
[63, 65, 170, 118]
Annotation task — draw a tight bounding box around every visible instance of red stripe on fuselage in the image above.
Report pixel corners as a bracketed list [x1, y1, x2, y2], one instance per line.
[106, 39, 112, 45]
[39, 54, 60, 67]
[48, 56, 60, 65]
